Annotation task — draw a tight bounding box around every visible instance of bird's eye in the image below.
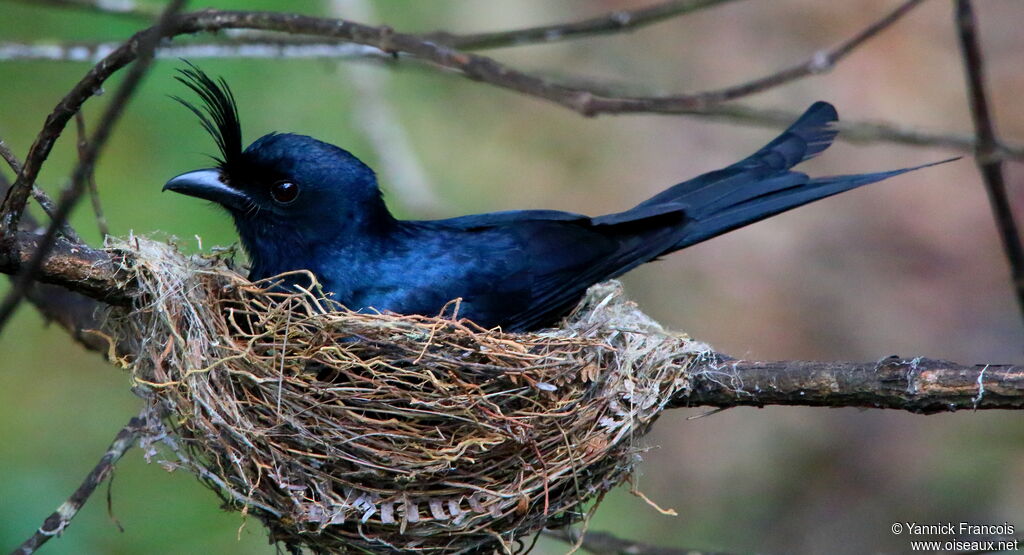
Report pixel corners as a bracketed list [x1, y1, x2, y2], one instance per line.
[270, 181, 300, 204]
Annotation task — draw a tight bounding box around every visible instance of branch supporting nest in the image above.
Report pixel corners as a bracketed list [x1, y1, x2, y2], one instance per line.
[1, 3, 1023, 552]
[2, 230, 1021, 415]
[683, 357, 1023, 413]
[74, 237, 1024, 552]
[5, 233, 1022, 555]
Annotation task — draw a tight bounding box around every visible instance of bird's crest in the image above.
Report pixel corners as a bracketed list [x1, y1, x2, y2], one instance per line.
[171, 61, 243, 170]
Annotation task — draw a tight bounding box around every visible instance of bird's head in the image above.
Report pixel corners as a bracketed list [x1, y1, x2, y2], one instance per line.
[163, 63, 393, 261]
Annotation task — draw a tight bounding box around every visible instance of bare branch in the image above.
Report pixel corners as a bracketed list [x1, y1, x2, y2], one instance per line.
[0, 2, 1007, 236]
[13, 37, 1012, 159]
[74, 113, 110, 238]
[0, 138, 78, 239]
[0, 174, 116, 354]
[0, 38, 388, 64]
[656, 102, 1024, 160]
[0, 0, 932, 234]
[954, 0, 1024, 330]
[10, 0, 735, 52]
[679, 356, 1023, 414]
[3, 233, 1019, 416]
[0, 230, 132, 305]
[689, 0, 927, 103]
[0, 0, 185, 331]
[12, 414, 144, 555]
[0, 139, 22, 175]
[425, 0, 739, 50]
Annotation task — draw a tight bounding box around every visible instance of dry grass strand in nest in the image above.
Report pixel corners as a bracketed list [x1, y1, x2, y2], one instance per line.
[103, 237, 709, 553]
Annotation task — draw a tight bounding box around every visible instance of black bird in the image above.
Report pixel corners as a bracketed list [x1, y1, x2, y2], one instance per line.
[165, 65, 950, 331]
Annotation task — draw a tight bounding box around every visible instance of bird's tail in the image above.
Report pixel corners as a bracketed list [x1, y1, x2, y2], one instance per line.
[671, 159, 954, 249]
[596, 102, 956, 253]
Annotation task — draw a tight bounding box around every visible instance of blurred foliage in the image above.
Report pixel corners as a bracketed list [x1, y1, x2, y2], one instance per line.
[1, 1, 1022, 553]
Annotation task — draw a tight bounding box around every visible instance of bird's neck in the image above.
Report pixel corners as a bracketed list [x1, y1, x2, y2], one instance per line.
[237, 210, 396, 284]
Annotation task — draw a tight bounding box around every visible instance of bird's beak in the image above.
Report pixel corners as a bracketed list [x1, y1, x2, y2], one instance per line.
[163, 169, 249, 209]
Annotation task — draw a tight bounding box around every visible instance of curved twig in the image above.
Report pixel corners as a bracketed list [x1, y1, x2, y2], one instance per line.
[0, 1, 939, 237]
[954, 0, 1024, 329]
[12, 414, 145, 555]
[426, 0, 739, 50]
[0, 0, 186, 330]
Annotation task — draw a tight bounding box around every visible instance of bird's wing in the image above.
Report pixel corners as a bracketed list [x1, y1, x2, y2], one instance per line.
[503, 211, 692, 330]
[437, 209, 591, 229]
[433, 208, 690, 331]
[429, 102, 949, 330]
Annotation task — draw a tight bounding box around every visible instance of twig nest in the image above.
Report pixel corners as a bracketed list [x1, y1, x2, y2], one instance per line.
[104, 237, 709, 553]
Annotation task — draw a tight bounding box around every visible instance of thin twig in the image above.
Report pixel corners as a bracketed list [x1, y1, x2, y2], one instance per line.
[7, 0, 733, 51]
[11, 414, 145, 555]
[0, 2, 973, 236]
[0, 175, 115, 353]
[653, 101, 1024, 159]
[0, 38, 389, 64]
[425, 0, 739, 50]
[5, 0, 158, 20]
[74, 112, 110, 237]
[0, 0, 186, 332]
[954, 0, 1024, 330]
[6, 42, 1019, 162]
[146, 3, 923, 117]
[0, 138, 79, 240]
[681, 0, 927, 104]
[9, 39, 1010, 157]
[0, 139, 22, 175]
[678, 356, 1024, 413]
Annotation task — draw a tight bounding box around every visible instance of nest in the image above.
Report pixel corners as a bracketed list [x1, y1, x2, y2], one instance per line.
[102, 237, 709, 554]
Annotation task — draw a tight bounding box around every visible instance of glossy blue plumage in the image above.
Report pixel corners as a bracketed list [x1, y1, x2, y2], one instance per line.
[165, 69, 951, 331]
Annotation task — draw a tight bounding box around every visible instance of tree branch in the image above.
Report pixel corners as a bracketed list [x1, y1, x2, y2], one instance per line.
[0, 2, 946, 240]
[656, 0, 927, 108]
[3, 232, 1020, 415]
[12, 413, 144, 555]
[680, 356, 1023, 414]
[0, 0, 185, 331]
[954, 0, 1024, 330]
[73, 113, 110, 238]
[0, 138, 78, 241]
[0, 230, 129, 304]
[659, 102, 1024, 160]
[0, 174, 119, 355]
[0, 37, 390, 64]
[425, 0, 739, 50]
[14, 35, 1013, 158]
[8, 0, 735, 50]
[0, 4, 1018, 414]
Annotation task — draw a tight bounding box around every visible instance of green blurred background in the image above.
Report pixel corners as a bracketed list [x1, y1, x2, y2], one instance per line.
[1, 1, 1022, 553]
